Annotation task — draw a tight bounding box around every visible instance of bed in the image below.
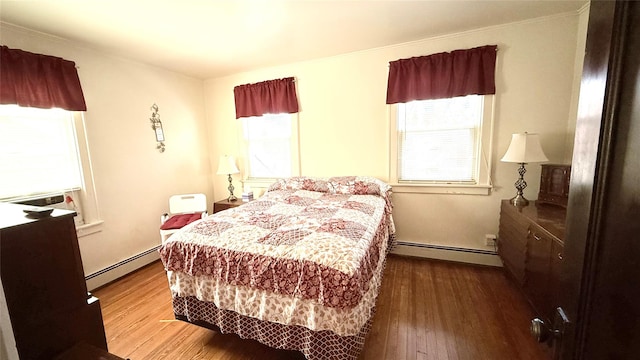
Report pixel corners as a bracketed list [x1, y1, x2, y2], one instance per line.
[159, 176, 395, 359]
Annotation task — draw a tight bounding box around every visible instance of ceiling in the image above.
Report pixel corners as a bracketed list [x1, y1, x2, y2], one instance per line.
[0, 0, 586, 79]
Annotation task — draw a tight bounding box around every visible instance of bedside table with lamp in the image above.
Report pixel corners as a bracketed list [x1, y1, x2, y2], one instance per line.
[214, 154, 254, 213]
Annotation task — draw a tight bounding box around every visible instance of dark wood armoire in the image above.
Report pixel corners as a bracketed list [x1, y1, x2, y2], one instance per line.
[557, 1, 640, 359]
[0, 203, 108, 359]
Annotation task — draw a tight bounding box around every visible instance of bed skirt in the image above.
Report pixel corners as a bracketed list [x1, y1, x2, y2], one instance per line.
[173, 295, 374, 360]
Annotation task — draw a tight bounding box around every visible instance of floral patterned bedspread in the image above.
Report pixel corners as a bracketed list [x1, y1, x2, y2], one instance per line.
[159, 176, 395, 336]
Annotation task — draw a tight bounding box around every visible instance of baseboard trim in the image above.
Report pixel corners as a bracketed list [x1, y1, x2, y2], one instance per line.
[85, 246, 161, 291]
[391, 241, 502, 267]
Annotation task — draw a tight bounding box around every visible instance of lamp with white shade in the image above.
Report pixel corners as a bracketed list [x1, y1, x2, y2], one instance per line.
[501, 132, 548, 207]
[216, 155, 240, 201]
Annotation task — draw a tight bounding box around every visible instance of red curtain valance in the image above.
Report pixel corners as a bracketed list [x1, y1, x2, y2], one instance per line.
[0, 46, 87, 111]
[234, 77, 298, 119]
[386, 45, 497, 104]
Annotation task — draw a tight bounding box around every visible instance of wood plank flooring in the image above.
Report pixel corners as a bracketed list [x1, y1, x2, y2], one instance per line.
[93, 255, 548, 360]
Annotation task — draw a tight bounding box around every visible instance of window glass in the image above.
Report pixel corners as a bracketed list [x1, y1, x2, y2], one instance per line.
[242, 113, 294, 179]
[396, 95, 484, 183]
[0, 105, 83, 198]
[0, 105, 98, 226]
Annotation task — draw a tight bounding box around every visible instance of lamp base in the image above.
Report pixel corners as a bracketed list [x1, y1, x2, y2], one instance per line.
[509, 162, 530, 207]
[509, 194, 529, 207]
[226, 173, 238, 202]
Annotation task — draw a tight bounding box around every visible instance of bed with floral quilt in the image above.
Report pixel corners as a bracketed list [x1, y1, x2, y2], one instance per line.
[159, 176, 395, 360]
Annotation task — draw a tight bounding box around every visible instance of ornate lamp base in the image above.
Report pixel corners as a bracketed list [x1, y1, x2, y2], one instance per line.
[510, 162, 529, 207]
[227, 174, 237, 201]
[510, 194, 529, 207]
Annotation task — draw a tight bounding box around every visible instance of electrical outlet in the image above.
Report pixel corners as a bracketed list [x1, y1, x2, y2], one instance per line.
[485, 234, 497, 246]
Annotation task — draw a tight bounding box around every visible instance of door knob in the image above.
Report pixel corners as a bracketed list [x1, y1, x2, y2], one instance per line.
[530, 308, 570, 347]
[530, 318, 551, 343]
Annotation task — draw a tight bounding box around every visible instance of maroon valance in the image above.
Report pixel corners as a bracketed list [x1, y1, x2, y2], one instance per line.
[0, 46, 87, 111]
[234, 77, 298, 119]
[386, 45, 497, 104]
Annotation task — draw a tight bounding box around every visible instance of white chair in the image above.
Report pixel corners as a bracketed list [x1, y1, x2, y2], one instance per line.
[160, 193, 207, 243]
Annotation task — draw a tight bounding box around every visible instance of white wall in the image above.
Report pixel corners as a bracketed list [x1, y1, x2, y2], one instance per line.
[0, 9, 587, 268]
[0, 9, 588, 357]
[0, 24, 212, 279]
[203, 12, 585, 251]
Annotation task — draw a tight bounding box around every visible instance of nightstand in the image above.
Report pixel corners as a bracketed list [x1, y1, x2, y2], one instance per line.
[213, 199, 247, 213]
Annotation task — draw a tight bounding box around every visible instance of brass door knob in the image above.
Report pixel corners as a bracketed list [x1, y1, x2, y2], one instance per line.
[530, 318, 550, 343]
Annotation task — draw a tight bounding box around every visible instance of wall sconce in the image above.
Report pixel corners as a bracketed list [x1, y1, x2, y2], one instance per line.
[149, 103, 165, 153]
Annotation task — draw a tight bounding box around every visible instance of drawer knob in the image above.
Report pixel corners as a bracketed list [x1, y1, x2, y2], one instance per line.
[558, 253, 563, 260]
[533, 234, 542, 241]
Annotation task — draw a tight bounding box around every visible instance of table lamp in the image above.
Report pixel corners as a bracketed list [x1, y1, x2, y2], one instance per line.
[501, 132, 548, 206]
[216, 155, 240, 201]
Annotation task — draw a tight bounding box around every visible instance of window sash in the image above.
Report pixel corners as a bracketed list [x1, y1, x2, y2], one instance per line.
[242, 113, 294, 179]
[0, 105, 83, 200]
[396, 95, 483, 184]
[399, 128, 478, 182]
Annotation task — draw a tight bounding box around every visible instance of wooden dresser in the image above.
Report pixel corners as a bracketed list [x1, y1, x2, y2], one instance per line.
[497, 200, 566, 323]
[0, 203, 108, 360]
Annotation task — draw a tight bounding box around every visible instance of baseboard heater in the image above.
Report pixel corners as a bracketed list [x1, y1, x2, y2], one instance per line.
[392, 240, 502, 267]
[85, 246, 161, 290]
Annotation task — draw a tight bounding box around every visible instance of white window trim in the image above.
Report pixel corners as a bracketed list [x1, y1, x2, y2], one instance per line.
[73, 112, 103, 236]
[237, 113, 301, 191]
[389, 95, 495, 195]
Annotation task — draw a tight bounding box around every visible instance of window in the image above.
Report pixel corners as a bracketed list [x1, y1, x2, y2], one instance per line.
[390, 95, 494, 194]
[0, 105, 101, 230]
[240, 113, 300, 182]
[0, 106, 82, 196]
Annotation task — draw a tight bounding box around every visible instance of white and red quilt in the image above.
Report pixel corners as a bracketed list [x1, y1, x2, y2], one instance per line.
[159, 176, 395, 359]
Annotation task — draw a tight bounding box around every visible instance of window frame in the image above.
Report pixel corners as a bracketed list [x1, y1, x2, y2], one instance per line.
[238, 113, 301, 190]
[0, 105, 102, 235]
[71, 111, 103, 236]
[389, 95, 495, 195]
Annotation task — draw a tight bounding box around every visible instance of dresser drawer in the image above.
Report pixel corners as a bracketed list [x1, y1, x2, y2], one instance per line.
[498, 239, 526, 285]
[498, 203, 530, 286]
[524, 223, 559, 318]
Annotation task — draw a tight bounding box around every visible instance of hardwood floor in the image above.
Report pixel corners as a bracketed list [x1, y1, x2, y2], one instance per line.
[93, 255, 548, 360]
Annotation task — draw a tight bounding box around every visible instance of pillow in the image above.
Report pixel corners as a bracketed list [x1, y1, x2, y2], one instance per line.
[160, 213, 203, 230]
[328, 176, 391, 197]
[267, 176, 331, 193]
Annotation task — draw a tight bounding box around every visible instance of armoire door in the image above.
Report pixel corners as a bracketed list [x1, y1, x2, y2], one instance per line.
[559, 0, 640, 359]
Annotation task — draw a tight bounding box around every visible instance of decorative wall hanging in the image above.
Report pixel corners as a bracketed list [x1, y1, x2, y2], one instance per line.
[149, 103, 165, 152]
